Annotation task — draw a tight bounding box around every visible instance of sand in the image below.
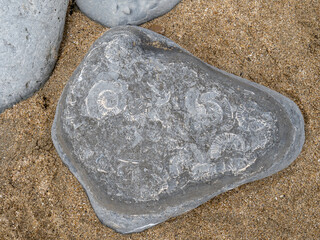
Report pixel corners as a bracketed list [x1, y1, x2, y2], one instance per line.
[0, 0, 319, 239]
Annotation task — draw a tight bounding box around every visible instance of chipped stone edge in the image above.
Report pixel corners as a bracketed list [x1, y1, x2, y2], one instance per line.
[51, 26, 305, 234]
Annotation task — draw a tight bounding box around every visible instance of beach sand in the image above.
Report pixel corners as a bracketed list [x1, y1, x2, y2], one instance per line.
[0, 0, 319, 239]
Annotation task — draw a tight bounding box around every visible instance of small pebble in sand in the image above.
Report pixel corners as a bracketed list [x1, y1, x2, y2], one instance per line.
[149, 24, 165, 35]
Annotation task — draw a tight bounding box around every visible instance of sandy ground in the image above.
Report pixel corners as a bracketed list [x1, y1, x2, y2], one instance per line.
[0, 0, 319, 239]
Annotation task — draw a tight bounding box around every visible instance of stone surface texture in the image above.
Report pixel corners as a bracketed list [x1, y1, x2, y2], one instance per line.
[52, 26, 304, 234]
[0, 0, 68, 113]
[76, 0, 181, 27]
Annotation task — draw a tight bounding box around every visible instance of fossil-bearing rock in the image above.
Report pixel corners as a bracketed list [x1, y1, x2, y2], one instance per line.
[0, 0, 68, 113]
[76, 0, 181, 27]
[52, 26, 305, 234]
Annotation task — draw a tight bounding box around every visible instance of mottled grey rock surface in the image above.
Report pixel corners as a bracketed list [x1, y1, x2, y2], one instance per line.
[52, 26, 305, 234]
[0, 0, 68, 113]
[76, 0, 180, 27]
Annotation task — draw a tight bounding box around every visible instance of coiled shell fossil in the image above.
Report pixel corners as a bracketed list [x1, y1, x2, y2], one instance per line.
[52, 26, 305, 234]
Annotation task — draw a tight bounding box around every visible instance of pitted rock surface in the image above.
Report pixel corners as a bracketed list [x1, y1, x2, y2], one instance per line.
[76, 0, 180, 27]
[0, 0, 68, 113]
[52, 26, 305, 234]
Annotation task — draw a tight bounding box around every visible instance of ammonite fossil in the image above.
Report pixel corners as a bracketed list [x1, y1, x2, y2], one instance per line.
[52, 26, 304, 233]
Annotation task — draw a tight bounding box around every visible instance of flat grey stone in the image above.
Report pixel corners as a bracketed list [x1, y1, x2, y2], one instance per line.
[0, 0, 68, 113]
[52, 26, 305, 234]
[76, 0, 180, 27]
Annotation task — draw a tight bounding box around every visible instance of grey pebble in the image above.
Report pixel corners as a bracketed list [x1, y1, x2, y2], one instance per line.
[0, 0, 68, 113]
[52, 26, 305, 234]
[76, 0, 181, 27]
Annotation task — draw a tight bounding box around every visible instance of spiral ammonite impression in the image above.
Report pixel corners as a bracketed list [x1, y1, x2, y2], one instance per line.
[52, 26, 305, 234]
[85, 78, 128, 119]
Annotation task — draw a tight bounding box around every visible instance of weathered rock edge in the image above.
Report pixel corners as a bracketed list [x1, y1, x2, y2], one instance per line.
[52, 26, 305, 234]
[76, 0, 181, 27]
[0, 0, 68, 113]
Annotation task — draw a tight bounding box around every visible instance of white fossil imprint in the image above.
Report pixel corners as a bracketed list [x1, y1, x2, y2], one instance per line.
[62, 36, 277, 202]
[52, 26, 305, 234]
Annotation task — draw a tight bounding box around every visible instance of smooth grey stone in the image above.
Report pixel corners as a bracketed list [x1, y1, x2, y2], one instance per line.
[0, 0, 68, 113]
[52, 26, 305, 234]
[76, 0, 180, 27]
